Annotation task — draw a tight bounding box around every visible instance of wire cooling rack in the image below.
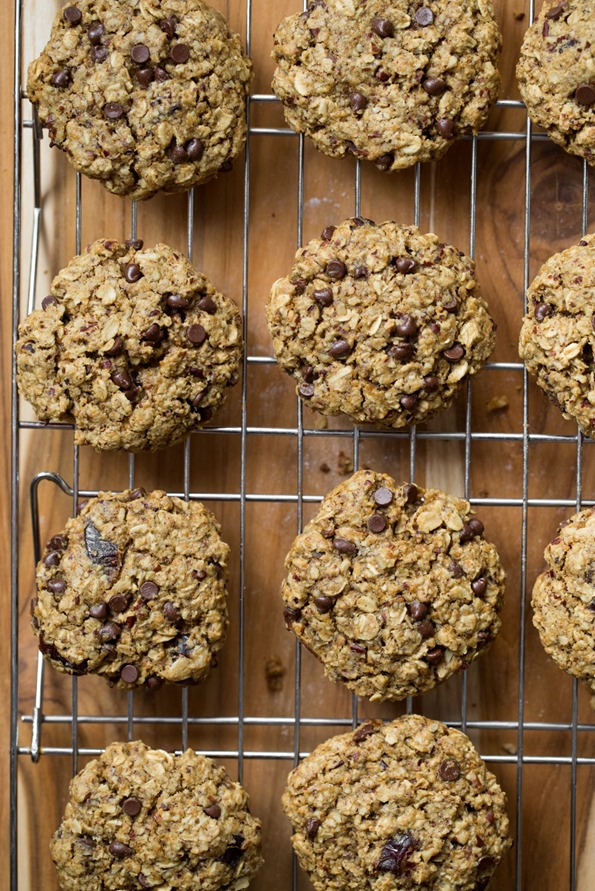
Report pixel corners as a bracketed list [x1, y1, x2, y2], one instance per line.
[10, 1, 595, 889]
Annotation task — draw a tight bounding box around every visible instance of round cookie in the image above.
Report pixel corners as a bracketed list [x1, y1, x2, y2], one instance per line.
[266, 218, 496, 430]
[516, 0, 595, 167]
[518, 234, 595, 437]
[32, 489, 229, 690]
[532, 507, 595, 693]
[281, 470, 506, 701]
[52, 740, 264, 890]
[282, 714, 511, 891]
[16, 238, 242, 452]
[272, 0, 501, 172]
[27, 0, 252, 199]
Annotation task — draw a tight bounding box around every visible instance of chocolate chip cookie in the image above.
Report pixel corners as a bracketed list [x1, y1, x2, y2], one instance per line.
[266, 218, 496, 429]
[272, 0, 501, 171]
[518, 234, 595, 436]
[28, 0, 252, 199]
[532, 507, 595, 694]
[282, 714, 511, 891]
[32, 489, 229, 690]
[517, 0, 595, 166]
[52, 740, 264, 890]
[281, 470, 506, 701]
[16, 238, 242, 451]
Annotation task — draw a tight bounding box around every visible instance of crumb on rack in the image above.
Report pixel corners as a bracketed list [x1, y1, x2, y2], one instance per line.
[486, 395, 509, 413]
[337, 450, 354, 475]
[265, 655, 286, 692]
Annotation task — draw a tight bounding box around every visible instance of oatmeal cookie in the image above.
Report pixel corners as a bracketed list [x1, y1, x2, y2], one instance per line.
[266, 218, 496, 429]
[282, 714, 511, 891]
[532, 507, 595, 693]
[281, 470, 506, 701]
[32, 489, 229, 690]
[27, 0, 252, 199]
[272, 0, 501, 171]
[517, 0, 595, 166]
[518, 234, 595, 436]
[16, 238, 242, 452]
[52, 740, 263, 890]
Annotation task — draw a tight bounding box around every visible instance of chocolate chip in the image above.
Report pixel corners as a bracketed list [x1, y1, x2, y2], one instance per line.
[166, 292, 191, 310]
[89, 602, 108, 620]
[423, 77, 448, 95]
[63, 6, 82, 25]
[375, 153, 393, 171]
[84, 521, 120, 570]
[87, 21, 105, 44]
[416, 619, 435, 639]
[443, 296, 458, 312]
[122, 796, 142, 816]
[415, 7, 434, 26]
[374, 487, 393, 506]
[163, 602, 181, 623]
[299, 383, 315, 398]
[321, 225, 336, 241]
[111, 369, 134, 390]
[351, 217, 374, 227]
[408, 600, 428, 621]
[98, 622, 121, 641]
[48, 534, 68, 550]
[41, 295, 57, 310]
[472, 577, 488, 596]
[443, 343, 465, 362]
[425, 646, 444, 665]
[368, 513, 387, 533]
[439, 759, 461, 781]
[91, 45, 108, 62]
[477, 855, 496, 873]
[314, 287, 333, 306]
[124, 263, 142, 283]
[203, 803, 221, 819]
[314, 595, 333, 613]
[47, 577, 66, 595]
[187, 324, 207, 345]
[220, 835, 244, 866]
[171, 145, 189, 164]
[154, 66, 170, 83]
[449, 560, 464, 578]
[104, 336, 124, 358]
[350, 92, 368, 112]
[469, 518, 484, 537]
[534, 303, 552, 321]
[138, 875, 151, 888]
[193, 569, 207, 582]
[109, 841, 133, 858]
[377, 831, 417, 876]
[353, 265, 369, 279]
[125, 238, 144, 250]
[170, 43, 190, 64]
[436, 118, 455, 138]
[302, 365, 315, 383]
[329, 339, 351, 358]
[141, 323, 163, 344]
[395, 315, 417, 337]
[353, 721, 376, 743]
[389, 342, 414, 361]
[104, 102, 125, 120]
[137, 68, 154, 87]
[51, 69, 71, 88]
[283, 605, 302, 627]
[140, 581, 159, 601]
[423, 374, 440, 391]
[306, 818, 321, 840]
[182, 138, 203, 161]
[120, 664, 139, 684]
[130, 44, 150, 66]
[145, 675, 163, 691]
[333, 537, 357, 555]
[371, 17, 394, 38]
[109, 593, 130, 614]
[394, 256, 416, 274]
[400, 394, 419, 411]
[575, 83, 595, 107]
[546, 2, 566, 18]
[160, 15, 178, 38]
[403, 483, 419, 504]
[375, 69, 390, 82]
[326, 260, 347, 280]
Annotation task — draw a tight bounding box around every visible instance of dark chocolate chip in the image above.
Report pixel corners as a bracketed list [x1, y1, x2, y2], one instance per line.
[131, 44, 150, 65]
[120, 664, 139, 684]
[306, 818, 321, 840]
[353, 721, 376, 743]
[104, 336, 124, 358]
[160, 15, 178, 38]
[219, 835, 244, 866]
[477, 855, 496, 874]
[48, 577, 67, 595]
[416, 619, 435, 639]
[108, 593, 130, 614]
[163, 602, 181, 623]
[546, 2, 566, 18]
[63, 6, 82, 24]
[449, 560, 464, 578]
[187, 324, 207, 345]
[439, 759, 461, 781]
[321, 225, 336, 241]
[84, 521, 119, 569]
[394, 256, 416, 274]
[389, 342, 414, 361]
[443, 296, 458, 312]
[204, 803, 221, 819]
[353, 264, 369, 279]
[368, 513, 387, 533]
[375, 69, 390, 83]
[98, 622, 121, 642]
[333, 537, 357, 555]
[534, 303, 552, 321]
[48, 534, 68, 550]
[122, 797, 142, 816]
[92, 45, 108, 62]
[403, 483, 419, 504]
[124, 263, 143, 283]
[154, 66, 170, 82]
[423, 77, 448, 95]
[443, 343, 465, 362]
[186, 138, 204, 161]
[314, 595, 333, 613]
[424, 374, 440, 391]
[140, 581, 159, 601]
[193, 569, 207, 582]
[170, 43, 190, 64]
[415, 7, 434, 26]
[350, 92, 368, 112]
[51, 69, 72, 88]
[374, 486, 393, 506]
[171, 145, 189, 163]
[137, 67, 154, 87]
[138, 875, 151, 888]
[575, 84, 595, 107]
[408, 600, 428, 621]
[283, 605, 302, 627]
[377, 831, 417, 876]
[395, 315, 417, 337]
[88, 21, 105, 45]
[145, 675, 163, 691]
[371, 17, 394, 38]
[375, 153, 393, 171]
[41, 295, 58, 310]
[472, 577, 488, 596]
[298, 383, 315, 398]
[469, 518, 484, 537]
[329, 339, 351, 358]
[314, 287, 333, 306]
[326, 260, 347, 280]
[400, 394, 419, 411]
[426, 646, 444, 665]
[104, 102, 125, 120]
[125, 238, 144, 250]
[166, 293, 191, 310]
[109, 841, 133, 858]
[141, 323, 163, 344]
[111, 369, 134, 390]
[436, 117, 455, 138]
[89, 602, 108, 620]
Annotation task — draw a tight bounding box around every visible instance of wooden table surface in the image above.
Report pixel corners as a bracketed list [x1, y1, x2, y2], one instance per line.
[3, 1, 595, 888]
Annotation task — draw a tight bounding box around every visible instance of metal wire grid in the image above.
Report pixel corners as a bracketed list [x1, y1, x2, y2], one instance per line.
[9, 1, 594, 888]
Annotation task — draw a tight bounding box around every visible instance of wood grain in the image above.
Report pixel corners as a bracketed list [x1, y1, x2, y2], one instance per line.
[5, 0, 595, 889]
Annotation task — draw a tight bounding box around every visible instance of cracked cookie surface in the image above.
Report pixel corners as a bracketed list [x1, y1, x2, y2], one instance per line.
[517, 0, 595, 166]
[282, 714, 511, 891]
[32, 489, 229, 690]
[272, 0, 501, 171]
[266, 219, 496, 429]
[16, 238, 242, 451]
[532, 507, 595, 694]
[28, 0, 252, 199]
[518, 234, 595, 437]
[52, 740, 263, 890]
[281, 470, 506, 701]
